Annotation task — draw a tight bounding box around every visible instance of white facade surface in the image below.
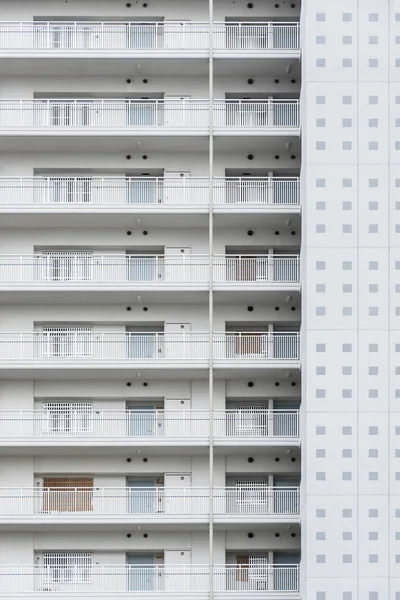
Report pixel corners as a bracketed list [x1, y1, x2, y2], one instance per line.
[302, 1, 400, 600]
[0, 0, 351, 599]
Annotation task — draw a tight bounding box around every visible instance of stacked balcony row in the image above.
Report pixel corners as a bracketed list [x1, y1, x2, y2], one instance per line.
[0, 176, 300, 208]
[0, 254, 300, 286]
[0, 486, 300, 519]
[0, 99, 300, 129]
[0, 332, 300, 362]
[0, 563, 300, 596]
[0, 408, 300, 443]
[0, 21, 300, 51]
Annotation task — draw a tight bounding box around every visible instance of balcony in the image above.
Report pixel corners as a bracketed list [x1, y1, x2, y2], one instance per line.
[0, 485, 300, 524]
[0, 176, 301, 214]
[0, 486, 210, 523]
[213, 409, 299, 442]
[0, 332, 300, 376]
[0, 409, 300, 448]
[0, 564, 300, 597]
[0, 254, 300, 292]
[0, 21, 300, 55]
[0, 99, 300, 135]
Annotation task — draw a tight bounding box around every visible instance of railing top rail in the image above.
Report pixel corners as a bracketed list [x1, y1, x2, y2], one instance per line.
[0, 253, 211, 259]
[0, 253, 299, 258]
[0, 408, 297, 415]
[216, 176, 300, 180]
[0, 20, 299, 26]
[0, 563, 298, 568]
[0, 331, 300, 336]
[216, 330, 300, 334]
[214, 253, 300, 258]
[0, 98, 299, 103]
[216, 408, 299, 412]
[0, 408, 211, 414]
[0, 175, 300, 181]
[0, 486, 211, 491]
[215, 486, 300, 490]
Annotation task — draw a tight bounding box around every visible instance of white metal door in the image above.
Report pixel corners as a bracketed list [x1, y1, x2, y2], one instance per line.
[165, 549, 191, 591]
[164, 170, 191, 205]
[164, 21, 190, 49]
[164, 96, 190, 127]
[165, 322, 191, 359]
[164, 398, 192, 437]
[165, 247, 191, 282]
[164, 473, 192, 515]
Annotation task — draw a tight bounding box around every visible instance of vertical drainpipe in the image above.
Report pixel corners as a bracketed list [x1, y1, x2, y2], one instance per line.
[208, 0, 214, 598]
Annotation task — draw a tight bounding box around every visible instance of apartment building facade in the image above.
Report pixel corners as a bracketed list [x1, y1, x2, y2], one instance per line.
[0, 0, 396, 599]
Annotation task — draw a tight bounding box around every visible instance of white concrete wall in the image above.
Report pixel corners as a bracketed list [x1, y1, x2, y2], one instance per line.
[0, 0, 300, 22]
[0, 75, 300, 99]
[0, 151, 301, 177]
[0, 226, 298, 254]
[0, 530, 300, 566]
[0, 378, 299, 412]
[0, 302, 299, 331]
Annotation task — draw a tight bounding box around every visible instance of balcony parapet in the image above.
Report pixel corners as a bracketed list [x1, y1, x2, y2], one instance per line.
[0, 409, 300, 443]
[0, 177, 300, 209]
[0, 564, 300, 595]
[0, 254, 300, 287]
[0, 21, 300, 52]
[0, 332, 301, 362]
[0, 486, 300, 519]
[0, 99, 300, 130]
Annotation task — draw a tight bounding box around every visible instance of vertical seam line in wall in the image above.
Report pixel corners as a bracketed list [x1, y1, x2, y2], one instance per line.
[208, 3, 215, 598]
[387, 0, 391, 587]
[356, 0, 360, 591]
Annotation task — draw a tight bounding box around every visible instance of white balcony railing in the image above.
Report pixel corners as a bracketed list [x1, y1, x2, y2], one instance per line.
[0, 564, 300, 594]
[0, 21, 300, 51]
[0, 409, 210, 440]
[0, 254, 209, 285]
[0, 99, 299, 129]
[214, 255, 300, 283]
[214, 487, 299, 515]
[213, 99, 299, 128]
[0, 332, 300, 361]
[213, 22, 299, 50]
[0, 487, 209, 516]
[0, 486, 299, 517]
[0, 254, 300, 285]
[0, 409, 299, 441]
[0, 177, 300, 207]
[213, 409, 299, 439]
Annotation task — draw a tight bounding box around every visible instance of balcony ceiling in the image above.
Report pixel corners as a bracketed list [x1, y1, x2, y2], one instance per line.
[0, 365, 300, 381]
[0, 56, 300, 78]
[0, 135, 300, 155]
[0, 212, 300, 229]
[0, 57, 209, 77]
[0, 443, 300, 458]
[0, 289, 301, 306]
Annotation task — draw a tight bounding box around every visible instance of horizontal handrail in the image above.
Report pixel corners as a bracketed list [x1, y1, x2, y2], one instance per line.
[0, 21, 300, 51]
[0, 176, 300, 207]
[0, 486, 300, 516]
[213, 408, 300, 438]
[214, 486, 300, 515]
[0, 564, 300, 593]
[0, 332, 301, 361]
[0, 409, 299, 439]
[0, 254, 300, 285]
[0, 99, 300, 128]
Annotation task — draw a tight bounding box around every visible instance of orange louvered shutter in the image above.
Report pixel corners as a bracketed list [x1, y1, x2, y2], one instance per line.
[236, 555, 249, 582]
[42, 477, 94, 512]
